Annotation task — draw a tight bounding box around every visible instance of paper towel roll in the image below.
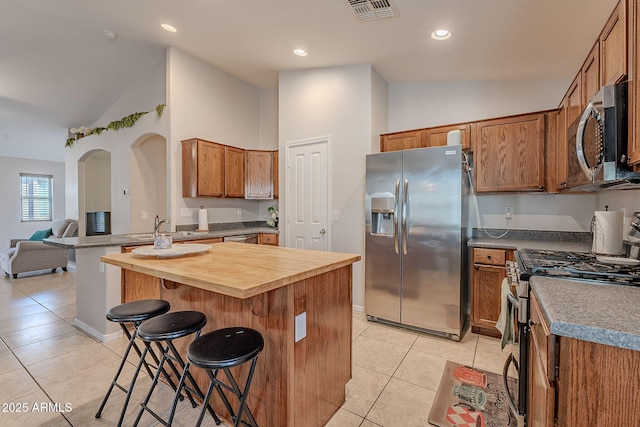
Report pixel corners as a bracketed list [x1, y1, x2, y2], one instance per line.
[198, 207, 208, 231]
[592, 210, 624, 255]
[447, 130, 461, 146]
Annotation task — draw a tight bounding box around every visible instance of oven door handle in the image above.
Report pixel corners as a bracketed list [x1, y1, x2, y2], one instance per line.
[506, 293, 519, 309]
[503, 353, 525, 427]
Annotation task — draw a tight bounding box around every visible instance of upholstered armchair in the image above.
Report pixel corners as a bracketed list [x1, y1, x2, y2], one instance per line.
[1, 219, 78, 279]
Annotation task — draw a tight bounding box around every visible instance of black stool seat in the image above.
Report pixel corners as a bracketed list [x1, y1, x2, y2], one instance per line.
[138, 310, 207, 341]
[189, 327, 264, 369]
[133, 310, 221, 427]
[187, 327, 264, 427]
[107, 299, 170, 323]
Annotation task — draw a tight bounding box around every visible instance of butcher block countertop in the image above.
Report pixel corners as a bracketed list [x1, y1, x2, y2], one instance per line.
[100, 242, 361, 299]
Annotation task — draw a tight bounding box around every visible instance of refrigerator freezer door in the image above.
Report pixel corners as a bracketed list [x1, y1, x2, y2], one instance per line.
[401, 146, 463, 335]
[365, 151, 403, 323]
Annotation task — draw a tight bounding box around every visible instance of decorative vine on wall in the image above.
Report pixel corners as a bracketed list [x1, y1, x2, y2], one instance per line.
[65, 104, 166, 147]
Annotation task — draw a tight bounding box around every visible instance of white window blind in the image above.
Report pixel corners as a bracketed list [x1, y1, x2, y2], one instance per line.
[20, 174, 53, 222]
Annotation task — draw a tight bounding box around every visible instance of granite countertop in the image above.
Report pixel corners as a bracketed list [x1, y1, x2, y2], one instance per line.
[468, 229, 591, 252]
[530, 276, 640, 351]
[45, 226, 278, 249]
[100, 242, 360, 299]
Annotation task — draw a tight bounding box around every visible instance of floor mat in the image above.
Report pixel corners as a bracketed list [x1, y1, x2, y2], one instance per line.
[428, 360, 518, 427]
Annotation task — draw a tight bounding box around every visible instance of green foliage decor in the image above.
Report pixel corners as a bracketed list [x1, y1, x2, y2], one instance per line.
[65, 104, 166, 148]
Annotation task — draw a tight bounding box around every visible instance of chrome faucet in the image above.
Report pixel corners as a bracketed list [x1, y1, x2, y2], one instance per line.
[154, 215, 170, 234]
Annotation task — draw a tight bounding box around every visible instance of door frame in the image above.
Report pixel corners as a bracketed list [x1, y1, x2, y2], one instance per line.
[284, 136, 332, 251]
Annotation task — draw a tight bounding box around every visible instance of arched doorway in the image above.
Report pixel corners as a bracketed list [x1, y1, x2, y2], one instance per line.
[129, 134, 167, 233]
[78, 149, 111, 237]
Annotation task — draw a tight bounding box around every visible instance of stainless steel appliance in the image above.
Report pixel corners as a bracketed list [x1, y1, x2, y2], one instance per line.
[365, 145, 472, 340]
[503, 248, 640, 426]
[571, 80, 640, 191]
[224, 234, 258, 243]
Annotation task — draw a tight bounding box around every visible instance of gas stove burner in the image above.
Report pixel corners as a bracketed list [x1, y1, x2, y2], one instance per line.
[517, 248, 640, 286]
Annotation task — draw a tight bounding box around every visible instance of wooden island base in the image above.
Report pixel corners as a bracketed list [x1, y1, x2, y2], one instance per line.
[101, 243, 359, 427]
[161, 267, 352, 427]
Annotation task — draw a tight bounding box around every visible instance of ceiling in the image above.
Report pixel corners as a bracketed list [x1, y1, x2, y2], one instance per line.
[0, 0, 619, 161]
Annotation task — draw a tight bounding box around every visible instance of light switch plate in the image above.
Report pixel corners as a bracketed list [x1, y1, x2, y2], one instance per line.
[295, 312, 306, 342]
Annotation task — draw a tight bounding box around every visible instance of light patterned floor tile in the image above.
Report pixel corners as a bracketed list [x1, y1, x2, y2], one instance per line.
[365, 377, 436, 427]
[341, 364, 390, 417]
[361, 323, 419, 348]
[325, 408, 364, 427]
[352, 335, 410, 376]
[393, 349, 449, 391]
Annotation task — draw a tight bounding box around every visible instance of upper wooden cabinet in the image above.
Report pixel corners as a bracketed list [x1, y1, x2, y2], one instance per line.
[182, 139, 225, 197]
[629, 0, 640, 165]
[224, 146, 245, 198]
[380, 130, 425, 152]
[423, 123, 471, 150]
[600, 0, 627, 86]
[273, 150, 279, 199]
[182, 138, 246, 198]
[581, 43, 600, 107]
[473, 112, 546, 192]
[245, 150, 274, 199]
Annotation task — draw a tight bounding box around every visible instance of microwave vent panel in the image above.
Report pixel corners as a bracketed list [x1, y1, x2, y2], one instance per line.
[345, 0, 398, 21]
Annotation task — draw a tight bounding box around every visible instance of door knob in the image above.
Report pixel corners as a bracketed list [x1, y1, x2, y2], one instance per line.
[319, 229, 326, 235]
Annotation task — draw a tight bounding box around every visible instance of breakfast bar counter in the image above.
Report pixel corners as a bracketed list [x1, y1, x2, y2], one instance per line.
[100, 242, 361, 427]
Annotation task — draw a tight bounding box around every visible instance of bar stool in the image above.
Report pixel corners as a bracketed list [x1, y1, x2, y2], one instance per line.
[187, 327, 264, 427]
[95, 299, 171, 426]
[132, 310, 221, 427]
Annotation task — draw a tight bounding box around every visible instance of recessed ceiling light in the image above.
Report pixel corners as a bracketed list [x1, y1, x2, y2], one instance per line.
[431, 29, 451, 40]
[293, 48, 308, 57]
[104, 30, 118, 40]
[161, 24, 177, 33]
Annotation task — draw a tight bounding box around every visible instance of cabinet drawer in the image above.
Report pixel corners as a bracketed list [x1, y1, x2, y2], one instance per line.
[530, 293, 555, 382]
[258, 233, 278, 245]
[473, 248, 506, 266]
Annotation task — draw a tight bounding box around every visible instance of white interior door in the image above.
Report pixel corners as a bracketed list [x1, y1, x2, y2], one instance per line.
[285, 138, 330, 251]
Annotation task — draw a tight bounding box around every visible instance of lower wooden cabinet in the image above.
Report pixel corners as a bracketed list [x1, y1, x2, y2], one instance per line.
[528, 291, 640, 426]
[258, 233, 278, 246]
[471, 248, 512, 338]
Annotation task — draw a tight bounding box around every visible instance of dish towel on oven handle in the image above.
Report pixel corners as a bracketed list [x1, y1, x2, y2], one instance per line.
[495, 277, 515, 350]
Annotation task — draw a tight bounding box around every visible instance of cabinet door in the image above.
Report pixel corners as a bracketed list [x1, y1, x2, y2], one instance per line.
[528, 342, 556, 427]
[182, 139, 224, 197]
[424, 124, 471, 150]
[224, 146, 245, 198]
[245, 150, 274, 199]
[380, 130, 424, 152]
[273, 150, 279, 199]
[474, 113, 546, 192]
[630, 0, 640, 165]
[471, 263, 504, 337]
[565, 74, 583, 126]
[581, 42, 600, 107]
[555, 101, 569, 191]
[600, 0, 627, 86]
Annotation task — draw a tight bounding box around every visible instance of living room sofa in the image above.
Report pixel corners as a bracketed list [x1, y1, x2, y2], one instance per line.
[1, 219, 78, 279]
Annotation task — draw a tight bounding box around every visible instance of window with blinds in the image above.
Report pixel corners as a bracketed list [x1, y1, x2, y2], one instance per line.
[20, 173, 53, 222]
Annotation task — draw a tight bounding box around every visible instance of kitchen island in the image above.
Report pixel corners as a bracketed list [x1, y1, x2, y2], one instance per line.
[100, 242, 360, 427]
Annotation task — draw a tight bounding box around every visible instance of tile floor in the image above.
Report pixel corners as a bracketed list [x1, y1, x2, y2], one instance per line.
[0, 269, 507, 427]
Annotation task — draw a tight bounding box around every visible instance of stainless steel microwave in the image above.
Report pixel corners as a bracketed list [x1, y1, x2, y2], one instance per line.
[572, 81, 640, 190]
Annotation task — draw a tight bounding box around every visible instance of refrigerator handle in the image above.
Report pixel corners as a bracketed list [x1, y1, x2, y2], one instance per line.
[402, 178, 408, 255]
[394, 179, 400, 254]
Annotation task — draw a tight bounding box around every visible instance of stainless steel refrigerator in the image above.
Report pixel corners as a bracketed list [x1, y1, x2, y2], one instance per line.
[365, 145, 472, 341]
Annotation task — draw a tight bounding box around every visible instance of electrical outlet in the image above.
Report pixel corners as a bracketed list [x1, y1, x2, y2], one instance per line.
[141, 211, 147, 220]
[504, 207, 513, 220]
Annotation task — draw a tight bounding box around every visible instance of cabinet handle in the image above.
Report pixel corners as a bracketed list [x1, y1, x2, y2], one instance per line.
[487, 255, 492, 259]
[529, 320, 537, 327]
[538, 185, 544, 190]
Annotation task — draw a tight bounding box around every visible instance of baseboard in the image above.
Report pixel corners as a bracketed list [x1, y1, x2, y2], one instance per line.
[74, 318, 121, 342]
[352, 304, 364, 313]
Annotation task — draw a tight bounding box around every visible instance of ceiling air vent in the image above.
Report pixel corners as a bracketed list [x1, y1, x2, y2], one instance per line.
[345, 0, 398, 21]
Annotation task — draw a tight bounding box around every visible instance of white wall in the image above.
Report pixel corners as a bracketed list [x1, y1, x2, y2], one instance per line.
[167, 47, 271, 226]
[0, 156, 66, 247]
[84, 151, 111, 212]
[279, 64, 387, 309]
[130, 135, 167, 232]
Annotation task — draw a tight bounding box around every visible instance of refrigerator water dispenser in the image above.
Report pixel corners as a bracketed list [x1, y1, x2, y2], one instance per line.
[371, 194, 395, 236]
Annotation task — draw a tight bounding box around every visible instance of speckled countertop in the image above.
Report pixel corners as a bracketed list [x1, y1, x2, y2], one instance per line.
[468, 228, 591, 252]
[530, 276, 640, 351]
[45, 223, 278, 249]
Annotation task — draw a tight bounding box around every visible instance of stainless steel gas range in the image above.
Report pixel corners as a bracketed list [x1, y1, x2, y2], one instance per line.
[503, 248, 640, 426]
